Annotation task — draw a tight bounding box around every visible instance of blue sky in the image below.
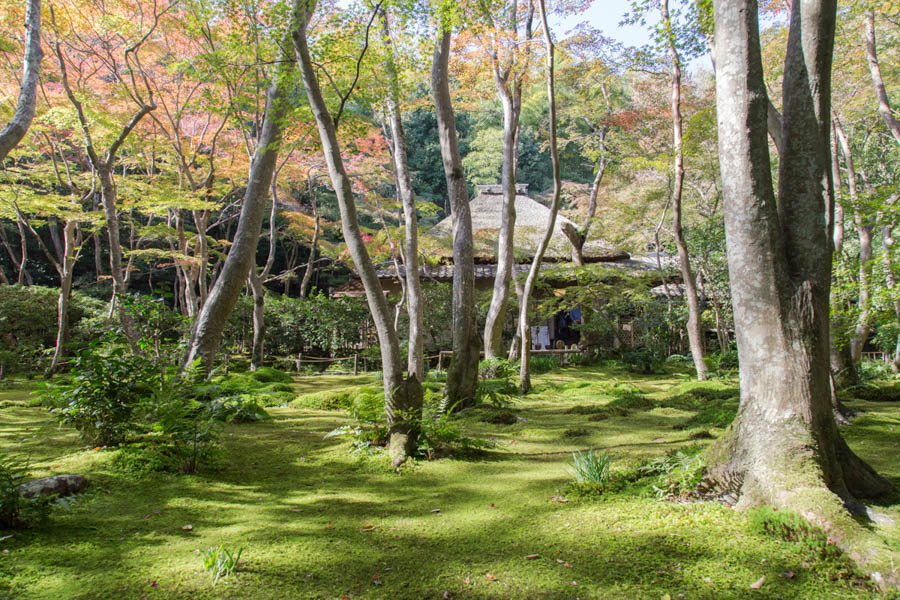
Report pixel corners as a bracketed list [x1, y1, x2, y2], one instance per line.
[555, 0, 656, 49]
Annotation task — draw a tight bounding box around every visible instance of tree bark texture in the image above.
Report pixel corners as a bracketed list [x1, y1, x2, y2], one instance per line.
[432, 29, 479, 408]
[709, 0, 895, 586]
[663, 0, 708, 381]
[181, 75, 287, 370]
[0, 0, 42, 161]
[518, 0, 560, 393]
[294, 0, 420, 464]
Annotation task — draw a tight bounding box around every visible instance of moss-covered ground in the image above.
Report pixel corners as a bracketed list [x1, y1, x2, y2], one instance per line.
[1, 365, 898, 599]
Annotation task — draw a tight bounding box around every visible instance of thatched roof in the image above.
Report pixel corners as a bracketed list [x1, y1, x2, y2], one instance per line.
[423, 184, 626, 262]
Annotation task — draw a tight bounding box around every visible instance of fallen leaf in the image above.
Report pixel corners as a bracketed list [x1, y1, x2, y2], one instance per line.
[463, 577, 472, 586]
[550, 496, 568, 503]
[750, 576, 765, 589]
[485, 573, 497, 582]
[372, 575, 382, 586]
[563, 562, 572, 568]
[557, 559, 566, 564]
[652, 437, 666, 443]
[780, 571, 795, 579]
[181, 525, 193, 531]
[431, 509, 441, 514]
[149, 581, 158, 589]
[326, 524, 335, 529]
[570, 581, 578, 586]
[362, 525, 376, 531]
[525, 554, 540, 560]
[289, 508, 301, 513]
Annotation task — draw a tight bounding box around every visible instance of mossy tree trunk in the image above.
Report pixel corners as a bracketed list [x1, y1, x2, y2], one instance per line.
[708, 0, 896, 586]
[0, 0, 41, 162]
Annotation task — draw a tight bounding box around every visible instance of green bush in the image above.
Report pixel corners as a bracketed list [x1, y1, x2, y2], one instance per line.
[475, 378, 518, 408]
[478, 358, 516, 380]
[44, 345, 156, 446]
[0, 453, 53, 528]
[249, 367, 293, 384]
[639, 446, 705, 499]
[530, 355, 560, 374]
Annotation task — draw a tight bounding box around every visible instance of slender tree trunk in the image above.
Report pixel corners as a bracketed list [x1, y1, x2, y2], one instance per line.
[833, 118, 874, 363]
[97, 167, 140, 350]
[0, 0, 41, 161]
[432, 28, 479, 408]
[864, 11, 900, 146]
[518, 0, 560, 393]
[294, 0, 420, 464]
[299, 184, 319, 298]
[383, 15, 424, 380]
[49, 220, 77, 374]
[829, 120, 857, 388]
[663, 0, 707, 381]
[562, 159, 607, 266]
[250, 180, 280, 371]
[707, 0, 895, 585]
[484, 86, 521, 359]
[882, 223, 900, 373]
[15, 219, 28, 285]
[182, 68, 289, 371]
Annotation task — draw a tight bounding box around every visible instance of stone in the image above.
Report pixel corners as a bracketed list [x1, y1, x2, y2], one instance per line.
[18, 474, 87, 499]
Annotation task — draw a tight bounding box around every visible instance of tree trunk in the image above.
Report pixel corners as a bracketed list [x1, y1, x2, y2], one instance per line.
[518, 0, 560, 393]
[49, 220, 77, 374]
[483, 85, 520, 359]
[97, 166, 141, 351]
[249, 179, 280, 371]
[828, 119, 858, 388]
[833, 118, 873, 363]
[882, 223, 900, 373]
[181, 71, 288, 371]
[294, 0, 420, 465]
[663, 0, 708, 381]
[0, 0, 41, 161]
[432, 29, 479, 408]
[383, 12, 424, 381]
[708, 0, 895, 585]
[864, 11, 900, 146]
[299, 178, 319, 298]
[15, 219, 28, 285]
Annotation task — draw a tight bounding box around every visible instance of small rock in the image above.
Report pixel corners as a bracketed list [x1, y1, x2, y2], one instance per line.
[18, 474, 87, 499]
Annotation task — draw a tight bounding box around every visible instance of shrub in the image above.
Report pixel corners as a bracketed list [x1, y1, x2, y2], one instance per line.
[151, 395, 225, 474]
[0, 453, 53, 528]
[248, 367, 292, 384]
[478, 358, 516, 380]
[44, 345, 156, 446]
[475, 378, 518, 408]
[530, 355, 560, 374]
[570, 449, 612, 484]
[640, 446, 705, 499]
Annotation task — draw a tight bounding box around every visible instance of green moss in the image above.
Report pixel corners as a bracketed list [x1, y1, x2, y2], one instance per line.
[0, 367, 897, 599]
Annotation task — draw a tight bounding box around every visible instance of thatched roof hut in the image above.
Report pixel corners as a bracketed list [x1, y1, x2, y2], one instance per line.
[422, 184, 627, 263]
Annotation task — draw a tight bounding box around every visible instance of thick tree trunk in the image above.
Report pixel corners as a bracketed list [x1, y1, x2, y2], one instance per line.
[182, 75, 288, 371]
[432, 29, 479, 408]
[294, 0, 420, 464]
[483, 86, 520, 359]
[864, 11, 900, 146]
[0, 0, 41, 161]
[708, 0, 895, 586]
[383, 13, 424, 381]
[663, 0, 708, 381]
[518, 0, 560, 393]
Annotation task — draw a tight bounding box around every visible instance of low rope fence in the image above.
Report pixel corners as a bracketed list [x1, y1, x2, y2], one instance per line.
[267, 352, 446, 376]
